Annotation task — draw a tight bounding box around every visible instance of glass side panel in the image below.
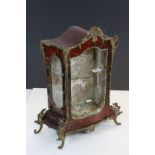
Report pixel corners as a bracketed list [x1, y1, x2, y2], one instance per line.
[51, 55, 63, 108]
[71, 48, 106, 118]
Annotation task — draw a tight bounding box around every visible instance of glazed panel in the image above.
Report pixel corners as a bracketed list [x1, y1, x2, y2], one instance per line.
[71, 48, 106, 118]
[51, 55, 63, 108]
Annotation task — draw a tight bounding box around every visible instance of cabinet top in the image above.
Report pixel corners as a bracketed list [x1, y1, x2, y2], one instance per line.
[42, 26, 87, 49]
[41, 26, 112, 50]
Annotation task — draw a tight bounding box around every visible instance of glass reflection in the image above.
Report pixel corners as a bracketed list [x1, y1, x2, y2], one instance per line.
[71, 48, 106, 118]
[51, 55, 63, 108]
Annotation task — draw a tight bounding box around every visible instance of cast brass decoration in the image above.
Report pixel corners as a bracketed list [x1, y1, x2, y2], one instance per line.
[34, 108, 46, 134]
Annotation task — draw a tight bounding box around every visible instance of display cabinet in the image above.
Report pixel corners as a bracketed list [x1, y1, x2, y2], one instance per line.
[34, 26, 122, 149]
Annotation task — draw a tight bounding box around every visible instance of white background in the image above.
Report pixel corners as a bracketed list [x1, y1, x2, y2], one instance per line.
[0, 0, 155, 155]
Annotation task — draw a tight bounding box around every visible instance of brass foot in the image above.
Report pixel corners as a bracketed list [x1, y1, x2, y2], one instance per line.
[110, 102, 123, 126]
[34, 108, 46, 134]
[34, 122, 43, 134]
[112, 118, 121, 125]
[57, 127, 66, 149]
[58, 138, 65, 149]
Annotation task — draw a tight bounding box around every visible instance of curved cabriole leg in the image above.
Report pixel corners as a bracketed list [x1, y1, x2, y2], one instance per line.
[34, 108, 46, 134]
[34, 121, 43, 134]
[57, 127, 66, 149]
[58, 137, 65, 149]
[110, 102, 123, 125]
[56, 124, 96, 148]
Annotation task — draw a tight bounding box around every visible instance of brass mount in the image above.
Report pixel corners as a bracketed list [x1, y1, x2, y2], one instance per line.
[110, 102, 123, 125]
[34, 103, 122, 149]
[34, 108, 46, 134]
